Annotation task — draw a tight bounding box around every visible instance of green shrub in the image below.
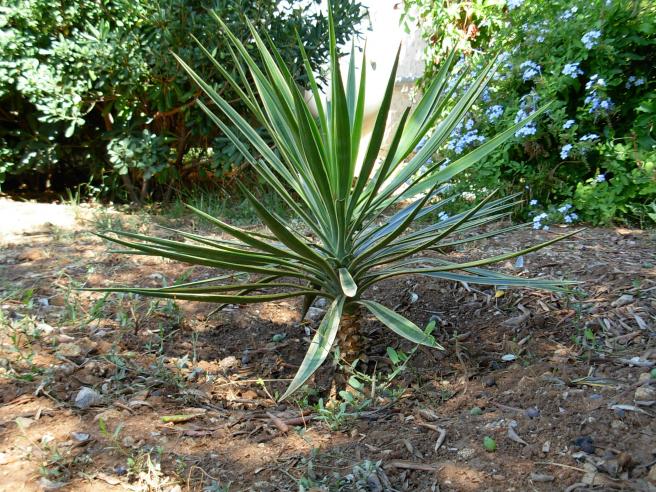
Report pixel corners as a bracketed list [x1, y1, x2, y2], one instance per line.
[404, 0, 656, 225]
[0, 0, 365, 199]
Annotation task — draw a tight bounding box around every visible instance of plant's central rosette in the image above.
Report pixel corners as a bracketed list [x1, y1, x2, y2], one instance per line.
[88, 2, 575, 400]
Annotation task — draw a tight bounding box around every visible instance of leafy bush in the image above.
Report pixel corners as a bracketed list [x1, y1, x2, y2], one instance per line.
[90, 6, 574, 399]
[0, 0, 365, 199]
[404, 0, 656, 225]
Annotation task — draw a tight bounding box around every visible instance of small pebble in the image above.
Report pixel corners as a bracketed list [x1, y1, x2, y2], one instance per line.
[574, 435, 595, 454]
[524, 407, 540, 418]
[482, 376, 497, 387]
[71, 432, 90, 442]
[635, 386, 656, 402]
[589, 393, 603, 400]
[74, 387, 102, 409]
[470, 407, 483, 416]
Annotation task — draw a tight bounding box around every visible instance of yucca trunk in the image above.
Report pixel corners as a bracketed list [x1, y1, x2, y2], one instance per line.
[336, 305, 365, 364]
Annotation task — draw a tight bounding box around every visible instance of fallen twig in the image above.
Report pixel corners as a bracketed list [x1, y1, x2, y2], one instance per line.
[266, 412, 289, 434]
[384, 460, 440, 472]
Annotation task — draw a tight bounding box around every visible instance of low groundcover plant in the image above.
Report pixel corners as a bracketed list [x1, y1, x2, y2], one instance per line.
[88, 4, 575, 400]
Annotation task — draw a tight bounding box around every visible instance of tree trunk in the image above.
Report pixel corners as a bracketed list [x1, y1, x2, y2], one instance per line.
[336, 305, 365, 365]
[328, 305, 367, 399]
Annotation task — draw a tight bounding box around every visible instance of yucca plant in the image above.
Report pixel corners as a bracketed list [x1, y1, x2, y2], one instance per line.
[89, 5, 576, 400]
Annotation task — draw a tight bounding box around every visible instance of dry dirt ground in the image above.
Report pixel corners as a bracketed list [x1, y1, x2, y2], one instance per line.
[0, 197, 655, 492]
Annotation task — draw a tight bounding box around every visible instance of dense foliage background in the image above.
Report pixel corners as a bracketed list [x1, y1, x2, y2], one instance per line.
[0, 0, 365, 201]
[404, 0, 656, 225]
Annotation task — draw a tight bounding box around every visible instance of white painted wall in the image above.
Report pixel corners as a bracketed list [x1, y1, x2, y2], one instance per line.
[303, 1, 425, 163]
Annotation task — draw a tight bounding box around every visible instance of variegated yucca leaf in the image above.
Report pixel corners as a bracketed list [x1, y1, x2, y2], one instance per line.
[89, 3, 576, 400]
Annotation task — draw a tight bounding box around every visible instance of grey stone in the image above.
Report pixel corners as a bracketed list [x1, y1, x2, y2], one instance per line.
[74, 387, 102, 409]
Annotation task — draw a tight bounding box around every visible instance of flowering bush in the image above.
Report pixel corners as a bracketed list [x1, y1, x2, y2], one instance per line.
[404, 0, 656, 225]
[0, 0, 365, 199]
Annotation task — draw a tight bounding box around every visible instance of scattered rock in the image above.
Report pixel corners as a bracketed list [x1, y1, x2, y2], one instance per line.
[57, 343, 82, 358]
[611, 420, 627, 430]
[638, 372, 652, 384]
[574, 436, 595, 454]
[71, 432, 90, 442]
[38, 478, 67, 490]
[74, 387, 102, 409]
[15, 416, 34, 429]
[482, 376, 497, 387]
[218, 356, 239, 371]
[458, 447, 477, 459]
[530, 473, 554, 482]
[36, 322, 54, 334]
[611, 294, 634, 308]
[634, 386, 655, 403]
[524, 407, 540, 418]
[305, 306, 325, 321]
[542, 441, 550, 454]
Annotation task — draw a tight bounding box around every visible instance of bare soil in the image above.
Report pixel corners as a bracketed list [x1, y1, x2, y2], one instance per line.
[0, 199, 655, 492]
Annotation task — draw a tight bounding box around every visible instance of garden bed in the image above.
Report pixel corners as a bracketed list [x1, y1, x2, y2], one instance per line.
[1, 199, 655, 491]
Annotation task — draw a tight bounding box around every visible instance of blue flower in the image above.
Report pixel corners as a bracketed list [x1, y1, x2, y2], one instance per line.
[564, 214, 574, 223]
[532, 212, 548, 230]
[563, 119, 575, 129]
[529, 199, 538, 206]
[560, 144, 573, 160]
[465, 118, 475, 130]
[515, 124, 537, 138]
[486, 105, 504, 122]
[562, 62, 583, 78]
[585, 74, 605, 90]
[560, 6, 578, 20]
[507, 0, 524, 9]
[414, 136, 428, 152]
[580, 133, 599, 142]
[558, 204, 573, 213]
[446, 129, 486, 155]
[581, 30, 601, 49]
[520, 61, 541, 81]
[626, 76, 646, 89]
[596, 174, 606, 182]
[438, 211, 449, 221]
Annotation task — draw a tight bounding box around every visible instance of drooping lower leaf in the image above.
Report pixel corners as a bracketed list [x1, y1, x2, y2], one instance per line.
[280, 296, 345, 400]
[357, 300, 443, 349]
